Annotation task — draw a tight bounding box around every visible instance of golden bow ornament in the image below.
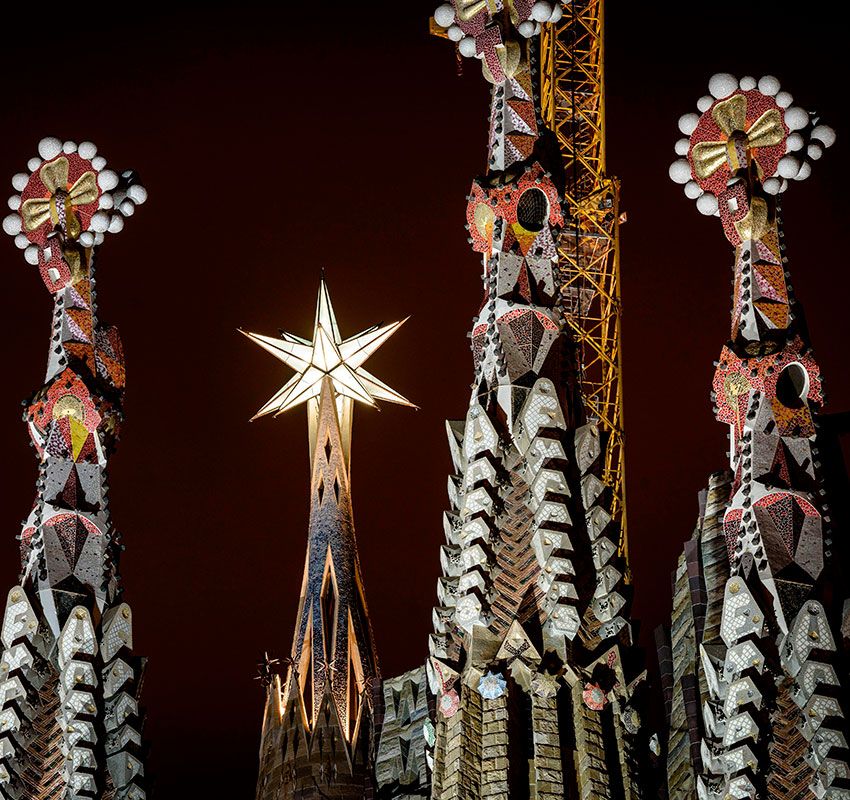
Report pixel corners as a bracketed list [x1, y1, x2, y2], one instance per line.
[456, 0, 523, 22]
[20, 157, 98, 239]
[692, 94, 785, 180]
[455, 0, 490, 21]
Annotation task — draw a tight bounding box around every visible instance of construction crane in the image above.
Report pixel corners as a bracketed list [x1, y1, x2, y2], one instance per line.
[540, 0, 628, 562]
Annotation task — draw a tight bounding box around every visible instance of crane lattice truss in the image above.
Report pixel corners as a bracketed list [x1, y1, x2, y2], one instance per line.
[540, 0, 627, 559]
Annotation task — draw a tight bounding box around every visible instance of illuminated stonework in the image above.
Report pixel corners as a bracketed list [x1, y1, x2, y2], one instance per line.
[425, 3, 647, 798]
[0, 137, 148, 800]
[247, 280, 414, 799]
[241, 280, 413, 421]
[660, 75, 850, 800]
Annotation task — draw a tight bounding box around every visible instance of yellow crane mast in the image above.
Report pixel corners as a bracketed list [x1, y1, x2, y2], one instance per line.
[540, 0, 628, 562]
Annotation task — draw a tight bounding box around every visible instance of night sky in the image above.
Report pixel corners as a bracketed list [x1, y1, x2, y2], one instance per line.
[0, 2, 847, 797]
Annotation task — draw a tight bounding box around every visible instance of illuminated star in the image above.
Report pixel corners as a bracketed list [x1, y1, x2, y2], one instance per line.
[240, 278, 415, 420]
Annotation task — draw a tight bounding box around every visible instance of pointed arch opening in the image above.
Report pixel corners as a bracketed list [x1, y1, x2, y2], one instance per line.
[346, 611, 366, 741]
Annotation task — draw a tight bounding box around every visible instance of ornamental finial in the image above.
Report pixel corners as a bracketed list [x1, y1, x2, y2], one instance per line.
[241, 277, 416, 421]
[240, 276, 415, 465]
[669, 74, 835, 226]
[3, 137, 147, 292]
[431, 0, 566, 83]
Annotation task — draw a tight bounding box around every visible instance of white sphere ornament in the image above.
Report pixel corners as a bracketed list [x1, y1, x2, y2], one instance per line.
[531, 1, 553, 22]
[811, 125, 836, 148]
[14, 234, 28, 250]
[90, 211, 110, 233]
[684, 181, 702, 200]
[777, 155, 801, 179]
[91, 156, 107, 171]
[696, 193, 718, 216]
[447, 24, 463, 41]
[774, 91, 793, 108]
[459, 37, 477, 57]
[37, 137, 62, 160]
[757, 75, 780, 96]
[518, 20, 535, 37]
[24, 245, 39, 266]
[697, 95, 714, 112]
[128, 184, 148, 204]
[708, 73, 737, 99]
[668, 159, 692, 185]
[119, 200, 135, 217]
[27, 158, 41, 172]
[12, 173, 28, 192]
[784, 107, 809, 131]
[674, 138, 690, 156]
[434, 4, 455, 27]
[794, 161, 812, 181]
[549, 3, 563, 22]
[7, 195, 20, 211]
[785, 133, 803, 153]
[78, 141, 97, 159]
[678, 113, 700, 136]
[63, 141, 77, 154]
[98, 194, 114, 209]
[807, 143, 823, 160]
[78, 231, 94, 248]
[2, 214, 21, 236]
[108, 215, 124, 234]
[97, 170, 119, 191]
[763, 177, 781, 195]
[739, 76, 757, 91]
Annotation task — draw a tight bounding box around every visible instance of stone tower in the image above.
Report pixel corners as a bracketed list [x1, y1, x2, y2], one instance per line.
[426, 3, 647, 798]
[660, 73, 850, 800]
[245, 279, 415, 800]
[0, 137, 149, 800]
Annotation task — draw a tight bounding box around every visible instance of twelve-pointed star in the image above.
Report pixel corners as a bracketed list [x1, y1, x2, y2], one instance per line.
[240, 279, 416, 420]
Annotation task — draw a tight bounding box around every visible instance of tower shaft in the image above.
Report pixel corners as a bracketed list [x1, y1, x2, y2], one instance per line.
[0, 139, 148, 800]
[247, 279, 413, 800]
[660, 75, 850, 800]
[427, 4, 645, 796]
[293, 377, 376, 741]
[257, 377, 376, 800]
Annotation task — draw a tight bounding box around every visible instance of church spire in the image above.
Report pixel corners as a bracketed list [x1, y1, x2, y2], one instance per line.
[0, 136, 149, 800]
[662, 74, 849, 800]
[424, 3, 646, 797]
[245, 278, 414, 799]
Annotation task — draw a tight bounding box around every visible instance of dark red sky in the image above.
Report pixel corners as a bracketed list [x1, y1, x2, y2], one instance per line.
[0, 2, 846, 797]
